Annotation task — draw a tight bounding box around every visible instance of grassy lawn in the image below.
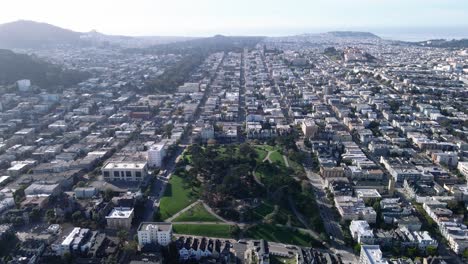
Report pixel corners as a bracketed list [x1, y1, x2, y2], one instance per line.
[159, 175, 199, 220]
[255, 148, 268, 162]
[269, 151, 285, 166]
[173, 203, 219, 222]
[173, 224, 234, 238]
[270, 255, 296, 264]
[250, 201, 303, 227]
[287, 157, 305, 173]
[245, 224, 317, 247]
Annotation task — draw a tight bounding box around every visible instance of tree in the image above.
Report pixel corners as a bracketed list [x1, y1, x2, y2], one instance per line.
[103, 188, 114, 202]
[353, 244, 361, 254]
[29, 208, 41, 222]
[153, 210, 162, 221]
[463, 248, 468, 259]
[426, 245, 437, 256]
[72, 211, 82, 223]
[62, 252, 73, 264]
[123, 241, 138, 256]
[117, 230, 129, 243]
[407, 247, 418, 257]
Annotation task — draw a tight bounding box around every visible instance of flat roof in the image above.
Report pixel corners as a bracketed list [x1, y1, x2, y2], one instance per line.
[103, 162, 147, 170]
[138, 222, 172, 232]
[106, 207, 134, 219]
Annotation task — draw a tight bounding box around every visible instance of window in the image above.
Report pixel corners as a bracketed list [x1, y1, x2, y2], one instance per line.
[135, 171, 142, 178]
[104, 171, 109, 177]
[126, 171, 132, 177]
[114, 171, 119, 177]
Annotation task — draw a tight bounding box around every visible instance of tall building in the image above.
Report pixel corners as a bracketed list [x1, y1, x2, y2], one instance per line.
[359, 245, 388, 264]
[301, 119, 319, 138]
[137, 222, 173, 247]
[147, 143, 166, 168]
[102, 162, 148, 182]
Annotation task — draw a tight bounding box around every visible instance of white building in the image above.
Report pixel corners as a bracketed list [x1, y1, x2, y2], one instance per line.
[106, 207, 134, 229]
[17, 79, 31, 92]
[359, 245, 388, 264]
[51, 227, 91, 256]
[137, 222, 173, 247]
[334, 196, 377, 223]
[458, 162, 468, 179]
[147, 143, 166, 168]
[350, 220, 374, 244]
[102, 162, 148, 182]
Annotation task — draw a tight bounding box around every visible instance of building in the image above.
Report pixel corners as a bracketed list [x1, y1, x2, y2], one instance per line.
[334, 196, 377, 223]
[17, 79, 31, 92]
[74, 187, 97, 199]
[24, 183, 60, 196]
[147, 143, 166, 168]
[102, 162, 148, 182]
[51, 227, 92, 256]
[245, 240, 269, 264]
[320, 166, 344, 178]
[301, 119, 319, 138]
[105, 207, 134, 229]
[350, 220, 375, 244]
[458, 162, 468, 178]
[137, 222, 172, 247]
[359, 245, 388, 264]
[431, 152, 458, 168]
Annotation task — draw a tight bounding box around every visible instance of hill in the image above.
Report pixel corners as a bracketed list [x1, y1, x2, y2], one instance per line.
[326, 31, 380, 39]
[0, 20, 82, 49]
[410, 38, 468, 48]
[0, 49, 90, 90]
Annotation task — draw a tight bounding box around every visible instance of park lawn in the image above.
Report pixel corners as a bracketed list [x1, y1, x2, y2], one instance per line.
[173, 203, 220, 222]
[173, 224, 234, 238]
[250, 201, 303, 227]
[159, 175, 199, 220]
[245, 224, 316, 247]
[255, 148, 268, 163]
[270, 255, 296, 264]
[287, 157, 305, 173]
[269, 151, 285, 166]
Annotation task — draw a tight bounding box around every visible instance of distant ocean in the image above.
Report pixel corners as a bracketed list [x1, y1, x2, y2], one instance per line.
[268, 26, 468, 42]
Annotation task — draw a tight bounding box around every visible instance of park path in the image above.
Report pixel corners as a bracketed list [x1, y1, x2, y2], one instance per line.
[263, 150, 273, 163]
[201, 201, 230, 223]
[283, 155, 290, 167]
[165, 200, 201, 222]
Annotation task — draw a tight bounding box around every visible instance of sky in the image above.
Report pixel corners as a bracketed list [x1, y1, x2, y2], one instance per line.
[0, 0, 467, 37]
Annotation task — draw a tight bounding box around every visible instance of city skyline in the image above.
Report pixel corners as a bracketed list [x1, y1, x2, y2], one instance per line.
[0, 0, 467, 38]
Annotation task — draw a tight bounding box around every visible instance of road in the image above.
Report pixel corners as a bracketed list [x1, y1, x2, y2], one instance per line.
[297, 141, 357, 263]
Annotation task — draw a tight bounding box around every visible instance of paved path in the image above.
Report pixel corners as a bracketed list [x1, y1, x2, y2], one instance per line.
[263, 150, 273, 163]
[165, 200, 201, 222]
[283, 155, 290, 167]
[201, 201, 230, 223]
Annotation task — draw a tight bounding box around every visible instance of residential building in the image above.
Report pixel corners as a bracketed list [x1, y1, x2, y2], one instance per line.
[137, 222, 172, 247]
[359, 245, 388, 264]
[105, 207, 134, 229]
[102, 162, 148, 181]
[147, 143, 166, 168]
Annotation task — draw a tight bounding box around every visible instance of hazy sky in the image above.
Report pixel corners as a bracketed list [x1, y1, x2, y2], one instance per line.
[1, 0, 467, 36]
